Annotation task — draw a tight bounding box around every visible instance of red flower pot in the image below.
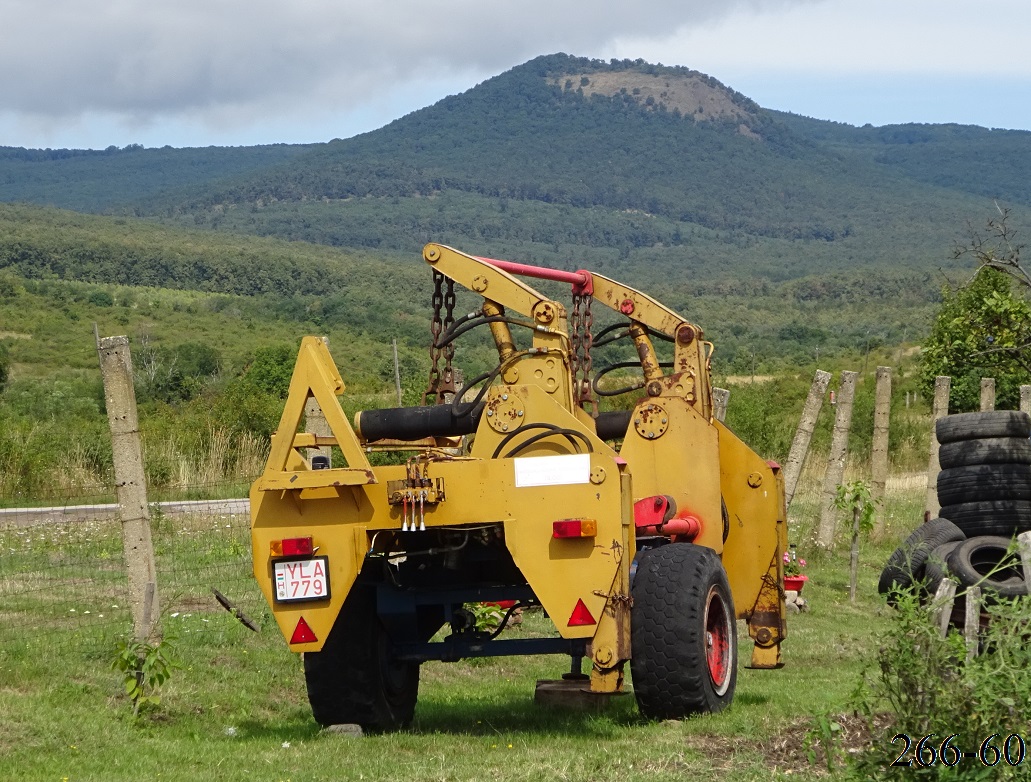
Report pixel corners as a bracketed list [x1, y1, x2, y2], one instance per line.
[783, 575, 808, 593]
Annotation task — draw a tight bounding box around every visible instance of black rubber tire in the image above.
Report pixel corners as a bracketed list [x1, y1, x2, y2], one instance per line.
[303, 585, 419, 732]
[937, 463, 1031, 505]
[878, 518, 966, 602]
[922, 540, 962, 595]
[946, 536, 1028, 598]
[938, 500, 1031, 538]
[938, 437, 1031, 469]
[630, 543, 737, 719]
[936, 411, 1031, 444]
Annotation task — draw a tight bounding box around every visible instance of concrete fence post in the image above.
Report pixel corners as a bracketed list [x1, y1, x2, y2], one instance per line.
[97, 335, 159, 641]
[1018, 531, 1031, 587]
[871, 366, 891, 538]
[1021, 385, 1031, 415]
[931, 578, 957, 637]
[816, 371, 858, 549]
[783, 369, 831, 509]
[712, 387, 730, 422]
[964, 586, 982, 661]
[980, 378, 996, 411]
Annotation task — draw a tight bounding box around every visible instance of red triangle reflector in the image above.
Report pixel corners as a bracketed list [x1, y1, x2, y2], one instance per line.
[567, 598, 596, 627]
[290, 617, 318, 644]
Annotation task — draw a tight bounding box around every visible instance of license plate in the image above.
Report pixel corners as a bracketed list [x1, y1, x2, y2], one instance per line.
[273, 557, 330, 602]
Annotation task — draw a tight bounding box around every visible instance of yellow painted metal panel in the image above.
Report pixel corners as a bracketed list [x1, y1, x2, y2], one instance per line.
[715, 420, 787, 659]
[618, 398, 724, 553]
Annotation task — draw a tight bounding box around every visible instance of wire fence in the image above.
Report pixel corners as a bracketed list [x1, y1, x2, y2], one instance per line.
[0, 483, 261, 660]
[0, 367, 1000, 668]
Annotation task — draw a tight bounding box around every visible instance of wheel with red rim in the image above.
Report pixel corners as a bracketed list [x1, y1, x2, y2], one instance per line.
[630, 542, 737, 719]
[704, 584, 734, 697]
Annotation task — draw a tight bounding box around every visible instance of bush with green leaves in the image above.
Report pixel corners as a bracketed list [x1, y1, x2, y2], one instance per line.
[853, 588, 1031, 779]
[111, 635, 178, 718]
[919, 267, 1031, 413]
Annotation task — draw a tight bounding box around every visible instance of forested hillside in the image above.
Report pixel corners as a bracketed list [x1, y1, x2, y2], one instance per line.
[0, 202, 942, 379]
[2, 51, 1025, 374]
[2, 54, 1027, 292]
[0, 143, 316, 212]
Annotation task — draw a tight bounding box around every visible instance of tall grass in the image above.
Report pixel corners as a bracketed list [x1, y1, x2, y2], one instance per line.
[142, 427, 268, 497]
[789, 458, 928, 551]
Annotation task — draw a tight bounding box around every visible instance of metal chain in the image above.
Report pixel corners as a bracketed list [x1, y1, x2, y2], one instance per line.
[422, 271, 445, 405]
[571, 292, 598, 416]
[438, 278, 457, 402]
[571, 294, 583, 389]
[423, 272, 459, 405]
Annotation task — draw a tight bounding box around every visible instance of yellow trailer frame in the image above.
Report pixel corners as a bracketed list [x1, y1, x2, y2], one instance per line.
[251, 244, 787, 729]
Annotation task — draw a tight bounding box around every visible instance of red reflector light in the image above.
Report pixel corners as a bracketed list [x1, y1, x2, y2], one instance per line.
[271, 537, 314, 557]
[552, 519, 597, 538]
[567, 598, 596, 627]
[290, 617, 318, 644]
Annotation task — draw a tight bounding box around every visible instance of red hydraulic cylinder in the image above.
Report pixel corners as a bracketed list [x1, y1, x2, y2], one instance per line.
[475, 256, 593, 295]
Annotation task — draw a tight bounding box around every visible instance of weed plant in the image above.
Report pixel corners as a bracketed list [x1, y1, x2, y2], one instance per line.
[852, 589, 1031, 780]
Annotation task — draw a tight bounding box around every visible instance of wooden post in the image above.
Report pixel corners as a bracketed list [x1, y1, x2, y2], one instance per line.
[1021, 385, 1031, 415]
[926, 376, 951, 518]
[817, 371, 858, 549]
[871, 366, 891, 538]
[712, 387, 730, 422]
[930, 578, 957, 637]
[97, 335, 159, 641]
[304, 336, 332, 467]
[1018, 531, 1031, 586]
[783, 369, 831, 508]
[980, 378, 996, 411]
[964, 586, 981, 661]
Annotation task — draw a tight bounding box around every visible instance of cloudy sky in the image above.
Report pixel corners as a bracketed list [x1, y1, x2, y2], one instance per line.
[3, 0, 1029, 150]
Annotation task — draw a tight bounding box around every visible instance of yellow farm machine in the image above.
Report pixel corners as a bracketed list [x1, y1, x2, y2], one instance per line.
[250, 243, 788, 730]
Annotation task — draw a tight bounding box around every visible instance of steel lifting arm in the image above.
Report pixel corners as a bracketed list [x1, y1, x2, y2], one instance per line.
[472, 249, 713, 417]
[423, 244, 569, 335]
[422, 243, 578, 412]
[586, 271, 712, 417]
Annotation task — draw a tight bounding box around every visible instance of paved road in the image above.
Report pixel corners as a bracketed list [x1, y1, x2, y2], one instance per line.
[0, 498, 250, 528]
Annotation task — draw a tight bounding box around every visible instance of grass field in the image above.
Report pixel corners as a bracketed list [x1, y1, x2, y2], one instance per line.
[0, 472, 926, 782]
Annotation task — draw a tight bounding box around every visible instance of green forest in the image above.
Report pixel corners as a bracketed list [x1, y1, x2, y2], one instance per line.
[0, 201, 945, 504]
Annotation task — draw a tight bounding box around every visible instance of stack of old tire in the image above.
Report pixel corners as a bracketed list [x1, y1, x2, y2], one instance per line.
[879, 410, 1031, 610]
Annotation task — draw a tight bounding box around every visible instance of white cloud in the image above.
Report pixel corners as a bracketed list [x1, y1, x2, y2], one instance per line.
[0, 1, 813, 123]
[610, 0, 1031, 78]
[0, 0, 1028, 147]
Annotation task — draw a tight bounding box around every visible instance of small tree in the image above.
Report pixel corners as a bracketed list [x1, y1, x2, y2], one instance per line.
[834, 480, 875, 604]
[919, 267, 1031, 412]
[111, 635, 178, 718]
[920, 208, 1031, 411]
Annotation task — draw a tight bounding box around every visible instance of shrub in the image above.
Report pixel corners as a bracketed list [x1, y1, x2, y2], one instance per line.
[853, 588, 1031, 779]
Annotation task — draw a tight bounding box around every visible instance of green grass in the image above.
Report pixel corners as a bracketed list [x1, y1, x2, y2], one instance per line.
[1, 592, 887, 782]
[0, 481, 928, 781]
